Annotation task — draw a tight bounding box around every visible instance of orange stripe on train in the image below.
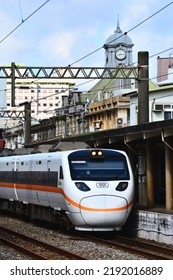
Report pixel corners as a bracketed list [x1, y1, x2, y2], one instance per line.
[0, 182, 133, 212]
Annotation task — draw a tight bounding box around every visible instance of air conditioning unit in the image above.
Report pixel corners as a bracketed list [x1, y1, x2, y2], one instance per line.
[90, 126, 95, 132]
[93, 121, 101, 129]
[117, 118, 123, 126]
[95, 122, 101, 129]
[153, 104, 163, 111]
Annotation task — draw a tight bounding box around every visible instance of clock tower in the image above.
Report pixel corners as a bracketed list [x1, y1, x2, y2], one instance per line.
[104, 18, 135, 95]
[104, 19, 134, 67]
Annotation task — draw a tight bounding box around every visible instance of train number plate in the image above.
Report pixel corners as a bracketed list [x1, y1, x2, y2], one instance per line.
[96, 182, 109, 188]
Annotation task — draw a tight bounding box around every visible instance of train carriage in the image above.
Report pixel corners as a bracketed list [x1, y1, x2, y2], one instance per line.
[0, 148, 134, 231]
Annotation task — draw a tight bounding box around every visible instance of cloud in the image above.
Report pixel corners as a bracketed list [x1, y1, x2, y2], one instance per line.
[51, 32, 74, 59]
[39, 24, 101, 66]
[0, 38, 30, 65]
[40, 30, 81, 63]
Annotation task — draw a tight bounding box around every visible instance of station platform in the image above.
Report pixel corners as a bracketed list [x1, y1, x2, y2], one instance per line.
[127, 207, 173, 245]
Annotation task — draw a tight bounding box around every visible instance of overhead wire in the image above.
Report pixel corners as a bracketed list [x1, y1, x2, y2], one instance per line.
[3, 53, 173, 115]
[1, 1, 173, 116]
[65, 1, 173, 101]
[0, 0, 172, 65]
[0, 0, 50, 44]
[73, 1, 173, 98]
[27, 0, 173, 89]
[18, 0, 24, 22]
[69, 1, 173, 66]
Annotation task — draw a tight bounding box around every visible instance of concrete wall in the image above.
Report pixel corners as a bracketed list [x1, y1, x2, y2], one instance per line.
[135, 210, 173, 245]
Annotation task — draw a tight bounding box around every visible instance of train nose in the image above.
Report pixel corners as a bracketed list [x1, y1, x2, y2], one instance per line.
[80, 195, 128, 229]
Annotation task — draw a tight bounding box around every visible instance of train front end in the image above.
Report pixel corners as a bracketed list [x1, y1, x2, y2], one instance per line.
[64, 149, 134, 231]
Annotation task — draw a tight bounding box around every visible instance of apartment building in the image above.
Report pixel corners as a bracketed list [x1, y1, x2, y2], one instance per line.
[6, 78, 75, 120]
[157, 55, 173, 83]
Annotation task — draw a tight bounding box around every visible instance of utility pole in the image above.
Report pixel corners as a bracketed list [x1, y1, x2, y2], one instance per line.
[11, 62, 16, 107]
[19, 102, 31, 146]
[137, 51, 149, 205]
[138, 51, 149, 124]
[36, 84, 40, 114]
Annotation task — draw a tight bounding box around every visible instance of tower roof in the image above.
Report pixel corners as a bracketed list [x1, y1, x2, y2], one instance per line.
[105, 19, 133, 47]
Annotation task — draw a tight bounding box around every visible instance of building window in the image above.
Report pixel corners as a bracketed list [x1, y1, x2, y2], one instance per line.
[164, 104, 171, 109]
[164, 111, 172, 120]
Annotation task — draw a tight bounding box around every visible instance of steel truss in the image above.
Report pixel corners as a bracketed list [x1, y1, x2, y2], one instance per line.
[0, 110, 25, 119]
[0, 64, 139, 79]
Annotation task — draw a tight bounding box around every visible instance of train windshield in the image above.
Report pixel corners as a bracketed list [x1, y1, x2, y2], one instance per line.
[68, 150, 130, 181]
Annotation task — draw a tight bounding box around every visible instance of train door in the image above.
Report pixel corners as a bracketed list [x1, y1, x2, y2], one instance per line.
[16, 157, 33, 204]
[36, 158, 50, 206]
[47, 159, 66, 210]
[55, 163, 67, 211]
[13, 157, 19, 201]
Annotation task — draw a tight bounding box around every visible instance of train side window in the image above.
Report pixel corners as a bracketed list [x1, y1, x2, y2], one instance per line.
[60, 166, 64, 179]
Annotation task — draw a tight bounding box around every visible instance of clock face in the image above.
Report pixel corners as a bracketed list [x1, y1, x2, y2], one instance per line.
[115, 49, 126, 60]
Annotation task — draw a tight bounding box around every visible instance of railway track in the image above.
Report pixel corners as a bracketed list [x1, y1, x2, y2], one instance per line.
[85, 234, 173, 260]
[0, 213, 172, 260]
[0, 225, 87, 260]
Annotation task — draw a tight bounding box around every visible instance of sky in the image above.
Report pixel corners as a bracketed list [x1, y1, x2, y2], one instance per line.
[0, 0, 173, 103]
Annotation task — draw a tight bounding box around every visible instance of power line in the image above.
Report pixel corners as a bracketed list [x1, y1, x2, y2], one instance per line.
[70, 1, 173, 66]
[1, 1, 173, 110]
[16, 1, 173, 87]
[0, 0, 50, 44]
[18, 0, 24, 22]
[149, 47, 173, 59]
[127, 1, 173, 34]
[60, 1, 173, 96]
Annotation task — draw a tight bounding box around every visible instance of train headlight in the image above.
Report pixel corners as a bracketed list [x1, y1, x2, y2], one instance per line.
[75, 182, 91, 192]
[116, 182, 128, 191]
[91, 150, 103, 157]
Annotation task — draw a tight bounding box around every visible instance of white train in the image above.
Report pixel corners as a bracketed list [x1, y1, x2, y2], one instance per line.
[0, 148, 134, 231]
